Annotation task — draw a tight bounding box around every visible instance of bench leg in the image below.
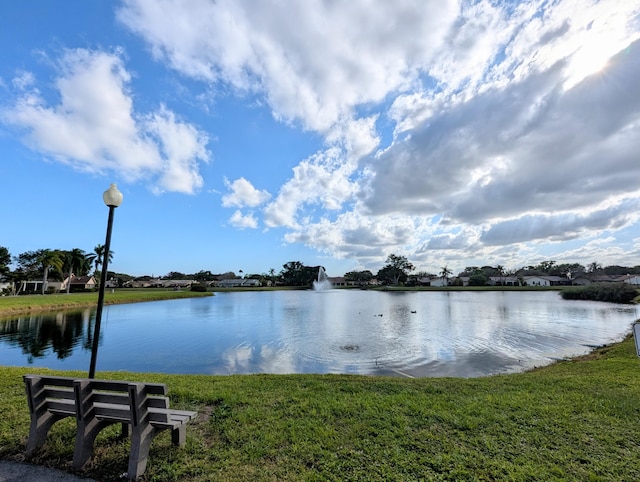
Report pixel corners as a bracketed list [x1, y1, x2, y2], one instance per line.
[26, 412, 67, 455]
[73, 418, 113, 469]
[171, 425, 186, 446]
[128, 424, 157, 480]
[120, 422, 131, 439]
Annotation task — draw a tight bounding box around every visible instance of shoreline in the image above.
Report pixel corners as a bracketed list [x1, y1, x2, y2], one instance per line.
[0, 290, 212, 318]
[2, 285, 636, 317]
[0, 286, 554, 318]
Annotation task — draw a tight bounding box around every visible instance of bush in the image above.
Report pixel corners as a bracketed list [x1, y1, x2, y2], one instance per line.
[190, 283, 207, 292]
[561, 283, 638, 303]
[469, 274, 487, 286]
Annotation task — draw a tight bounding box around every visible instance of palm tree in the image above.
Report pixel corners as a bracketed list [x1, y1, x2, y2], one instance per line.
[93, 244, 103, 274]
[63, 248, 88, 294]
[588, 262, 602, 273]
[440, 265, 452, 287]
[37, 249, 64, 295]
[93, 244, 114, 275]
[496, 265, 505, 286]
[85, 252, 97, 275]
[0, 245, 10, 277]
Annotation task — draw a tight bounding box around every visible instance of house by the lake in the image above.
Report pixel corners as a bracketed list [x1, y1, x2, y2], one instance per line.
[61, 275, 97, 291]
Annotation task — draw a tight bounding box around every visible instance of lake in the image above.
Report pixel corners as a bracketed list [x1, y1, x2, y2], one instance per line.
[1, 290, 638, 378]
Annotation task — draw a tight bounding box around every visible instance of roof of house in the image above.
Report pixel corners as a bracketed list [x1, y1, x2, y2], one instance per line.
[590, 275, 624, 282]
[70, 275, 95, 284]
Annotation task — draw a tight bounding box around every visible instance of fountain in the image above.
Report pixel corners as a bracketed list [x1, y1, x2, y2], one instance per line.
[313, 266, 333, 291]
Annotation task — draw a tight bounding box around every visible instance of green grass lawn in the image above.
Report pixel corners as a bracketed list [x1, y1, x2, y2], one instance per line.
[0, 289, 212, 317]
[2, 335, 640, 481]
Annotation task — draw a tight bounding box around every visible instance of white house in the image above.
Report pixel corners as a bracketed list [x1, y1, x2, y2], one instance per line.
[0, 276, 12, 293]
[61, 275, 97, 291]
[571, 276, 591, 285]
[161, 279, 193, 288]
[488, 276, 521, 286]
[215, 278, 261, 288]
[623, 275, 640, 285]
[523, 276, 550, 287]
[16, 280, 62, 293]
[429, 277, 449, 287]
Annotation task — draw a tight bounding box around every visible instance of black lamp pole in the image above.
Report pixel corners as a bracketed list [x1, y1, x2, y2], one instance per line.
[89, 184, 122, 379]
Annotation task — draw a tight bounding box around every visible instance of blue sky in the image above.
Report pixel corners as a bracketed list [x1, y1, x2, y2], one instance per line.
[1, 0, 639, 278]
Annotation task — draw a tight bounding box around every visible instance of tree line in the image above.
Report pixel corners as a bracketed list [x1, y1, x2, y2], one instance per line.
[340, 257, 640, 287]
[0, 245, 111, 294]
[2, 244, 639, 294]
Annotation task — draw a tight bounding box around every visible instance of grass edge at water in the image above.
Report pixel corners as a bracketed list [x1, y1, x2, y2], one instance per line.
[0, 289, 212, 317]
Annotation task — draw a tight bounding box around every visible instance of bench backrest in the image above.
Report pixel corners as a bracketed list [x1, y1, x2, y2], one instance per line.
[24, 375, 172, 426]
[74, 379, 171, 426]
[24, 375, 76, 416]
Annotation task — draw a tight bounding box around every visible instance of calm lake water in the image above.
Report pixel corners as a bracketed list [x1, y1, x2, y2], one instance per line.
[1, 290, 638, 378]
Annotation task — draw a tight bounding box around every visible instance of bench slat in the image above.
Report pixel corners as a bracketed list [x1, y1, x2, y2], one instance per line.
[26, 375, 75, 388]
[44, 387, 75, 400]
[45, 399, 76, 415]
[83, 379, 167, 395]
[88, 391, 169, 409]
[91, 392, 130, 405]
[93, 403, 131, 422]
[146, 397, 170, 409]
[149, 408, 197, 426]
[85, 380, 131, 392]
[166, 409, 197, 419]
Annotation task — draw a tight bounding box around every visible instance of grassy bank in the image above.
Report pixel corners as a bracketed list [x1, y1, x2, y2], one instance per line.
[0, 289, 212, 317]
[561, 283, 639, 303]
[2, 335, 640, 481]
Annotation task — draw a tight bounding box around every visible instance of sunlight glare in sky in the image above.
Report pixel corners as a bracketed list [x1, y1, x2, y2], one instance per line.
[565, 40, 614, 88]
[563, 19, 640, 90]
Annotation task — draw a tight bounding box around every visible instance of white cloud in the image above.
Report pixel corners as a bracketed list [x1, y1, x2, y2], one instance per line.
[2, 48, 209, 194]
[229, 210, 258, 229]
[551, 236, 639, 269]
[11, 71, 35, 90]
[222, 177, 271, 208]
[263, 119, 377, 229]
[282, 208, 434, 270]
[480, 199, 640, 246]
[365, 40, 640, 225]
[146, 106, 209, 194]
[427, 0, 509, 93]
[118, 0, 459, 132]
[116, 0, 640, 272]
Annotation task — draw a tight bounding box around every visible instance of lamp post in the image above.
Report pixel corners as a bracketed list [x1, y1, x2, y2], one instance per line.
[89, 183, 123, 379]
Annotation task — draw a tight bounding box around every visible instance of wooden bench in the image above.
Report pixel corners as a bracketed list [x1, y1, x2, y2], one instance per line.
[23, 375, 198, 480]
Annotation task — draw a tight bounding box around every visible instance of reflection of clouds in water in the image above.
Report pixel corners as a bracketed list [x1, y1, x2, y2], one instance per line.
[259, 344, 297, 374]
[404, 348, 526, 378]
[435, 346, 456, 362]
[223, 343, 253, 372]
[222, 342, 297, 374]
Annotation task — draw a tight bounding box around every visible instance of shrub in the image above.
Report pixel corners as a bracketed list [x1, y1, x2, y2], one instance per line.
[190, 283, 207, 292]
[469, 274, 487, 286]
[561, 283, 638, 303]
